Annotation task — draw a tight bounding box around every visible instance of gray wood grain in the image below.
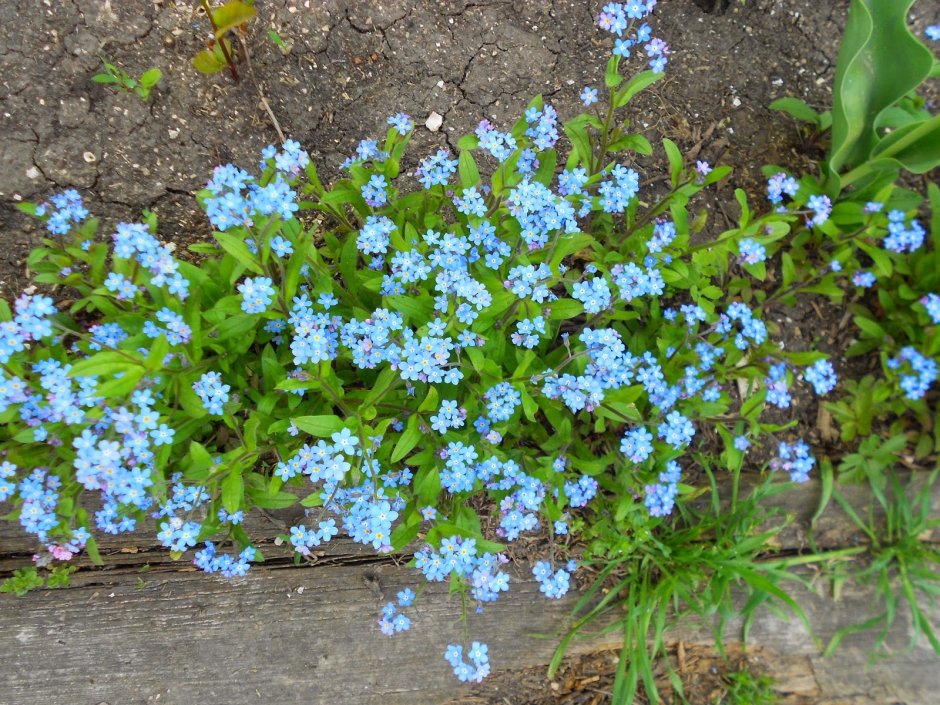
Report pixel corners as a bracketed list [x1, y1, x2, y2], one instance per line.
[2, 560, 938, 705]
[1, 475, 938, 705]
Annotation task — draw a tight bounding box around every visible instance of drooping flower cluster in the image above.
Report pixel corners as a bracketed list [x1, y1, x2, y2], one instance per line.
[445, 642, 491, 683]
[532, 560, 572, 598]
[645, 459, 682, 516]
[771, 440, 815, 483]
[378, 587, 416, 636]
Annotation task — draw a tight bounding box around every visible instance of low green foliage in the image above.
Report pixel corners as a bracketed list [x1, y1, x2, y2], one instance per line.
[720, 668, 778, 705]
[0, 564, 75, 596]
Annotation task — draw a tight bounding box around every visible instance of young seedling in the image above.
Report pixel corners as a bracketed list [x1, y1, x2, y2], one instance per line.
[92, 59, 162, 101]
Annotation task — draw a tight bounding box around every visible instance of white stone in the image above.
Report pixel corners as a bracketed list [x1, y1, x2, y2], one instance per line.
[425, 111, 443, 132]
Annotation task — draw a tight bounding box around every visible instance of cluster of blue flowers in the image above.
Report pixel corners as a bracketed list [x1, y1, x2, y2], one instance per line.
[644, 460, 682, 516]
[13, 0, 940, 688]
[532, 560, 573, 598]
[738, 238, 767, 264]
[716, 302, 767, 350]
[430, 400, 466, 434]
[417, 149, 458, 189]
[621, 426, 655, 463]
[766, 172, 799, 206]
[416, 537, 510, 604]
[887, 347, 937, 400]
[444, 642, 491, 683]
[357, 215, 395, 255]
[361, 174, 388, 208]
[238, 276, 276, 314]
[482, 382, 522, 423]
[378, 587, 415, 636]
[765, 362, 792, 409]
[204, 162, 299, 231]
[922, 293, 940, 325]
[35, 188, 89, 234]
[0, 293, 57, 363]
[883, 210, 925, 253]
[599, 165, 641, 214]
[475, 119, 518, 162]
[387, 113, 414, 135]
[573, 276, 613, 314]
[771, 440, 815, 484]
[511, 316, 546, 349]
[803, 359, 837, 396]
[596, 3, 667, 72]
[192, 543, 256, 578]
[193, 371, 231, 415]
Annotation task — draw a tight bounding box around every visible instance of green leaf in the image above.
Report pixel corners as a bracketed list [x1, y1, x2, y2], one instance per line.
[604, 54, 623, 89]
[145, 334, 169, 372]
[607, 133, 653, 156]
[391, 414, 422, 463]
[211, 0, 257, 37]
[457, 134, 479, 151]
[827, 0, 935, 192]
[547, 299, 584, 321]
[192, 48, 227, 75]
[68, 351, 142, 378]
[811, 457, 834, 527]
[214, 231, 263, 274]
[291, 415, 345, 437]
[662, 138, 682, 187]
[769, 97, 822, 126]
[139, 68, 162, 88]
[458, 150, 480, 188]
[781, 252, 795, 288]
[613, 70, 661, 109]
[95, 367, 145, 398]
[853, 315, 885, 340]
[222, 469, 244, 514]
[247, 487, 298, 510]
[386, 293, 433, 322]
[866, 114, 940, 175]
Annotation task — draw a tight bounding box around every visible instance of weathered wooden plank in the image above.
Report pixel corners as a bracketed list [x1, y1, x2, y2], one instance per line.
[2, 474, 937, 705]
[1, 558, 938, 705]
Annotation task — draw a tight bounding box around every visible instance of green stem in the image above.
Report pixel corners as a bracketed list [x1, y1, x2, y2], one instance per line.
[201, 0, 239, 82]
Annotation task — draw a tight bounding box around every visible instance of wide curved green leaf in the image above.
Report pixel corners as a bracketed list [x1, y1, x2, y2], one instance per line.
[827, 0, 934, 193]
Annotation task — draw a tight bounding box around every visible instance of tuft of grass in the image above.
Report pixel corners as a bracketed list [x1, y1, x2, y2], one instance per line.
[549, 465, 811, 704]
[824, 467, 940, 659]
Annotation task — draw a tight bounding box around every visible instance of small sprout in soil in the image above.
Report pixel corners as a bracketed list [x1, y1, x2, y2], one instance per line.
[268, 29, 292, 56]
[91, 59, 162, 101]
